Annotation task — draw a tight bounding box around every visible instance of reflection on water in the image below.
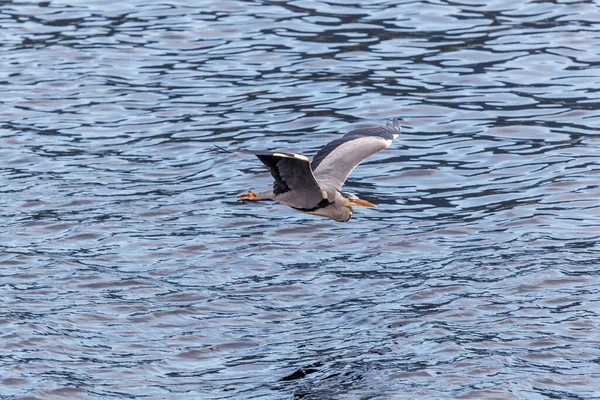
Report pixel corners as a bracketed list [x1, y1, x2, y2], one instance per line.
[1, 0, 599, 398]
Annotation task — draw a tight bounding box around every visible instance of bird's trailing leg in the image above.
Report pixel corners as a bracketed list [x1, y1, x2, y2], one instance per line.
[238, 190, 271, 201]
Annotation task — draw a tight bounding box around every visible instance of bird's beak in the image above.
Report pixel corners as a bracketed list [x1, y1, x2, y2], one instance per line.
[349, 198, 376, 208]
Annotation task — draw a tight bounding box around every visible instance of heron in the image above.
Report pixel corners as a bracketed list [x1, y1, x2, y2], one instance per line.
[238, 118, 401, 222]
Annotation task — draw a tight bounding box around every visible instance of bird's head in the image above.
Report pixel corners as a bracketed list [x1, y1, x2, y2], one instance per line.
[341, 192, 376, 209]
[328, 192, 374, 222]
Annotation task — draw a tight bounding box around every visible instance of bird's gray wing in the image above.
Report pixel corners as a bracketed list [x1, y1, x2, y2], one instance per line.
[254, 152, 326, 210]
[311, 118, 401, 191]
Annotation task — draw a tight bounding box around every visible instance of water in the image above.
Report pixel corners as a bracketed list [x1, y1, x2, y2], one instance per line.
[1, 0, 599, 398]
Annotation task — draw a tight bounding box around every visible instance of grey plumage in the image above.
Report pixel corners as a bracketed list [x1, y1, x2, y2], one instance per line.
[239, 118, 401, 222]
[254, 152, 323, 209]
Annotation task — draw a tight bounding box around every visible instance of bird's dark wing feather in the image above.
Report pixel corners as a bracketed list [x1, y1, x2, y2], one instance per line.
[311, 118, 401, 191]
[255, 152, 325, 209]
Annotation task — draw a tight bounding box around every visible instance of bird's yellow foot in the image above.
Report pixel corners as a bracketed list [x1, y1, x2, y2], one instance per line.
[238, 190, 258, 201]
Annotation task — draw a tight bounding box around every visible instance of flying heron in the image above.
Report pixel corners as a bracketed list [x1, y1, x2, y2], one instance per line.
[238, 118, 401, 222]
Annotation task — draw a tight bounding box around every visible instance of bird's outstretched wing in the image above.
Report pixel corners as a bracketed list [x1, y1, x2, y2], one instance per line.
[311, 118, 401, 191]
[255, 152, 326, 210]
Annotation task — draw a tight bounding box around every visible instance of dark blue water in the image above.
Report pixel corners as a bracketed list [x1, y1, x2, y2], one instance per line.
[1, 1, 599, 398]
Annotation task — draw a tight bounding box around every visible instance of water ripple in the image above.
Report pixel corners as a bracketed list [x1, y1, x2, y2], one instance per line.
[1, 0, 600, 399]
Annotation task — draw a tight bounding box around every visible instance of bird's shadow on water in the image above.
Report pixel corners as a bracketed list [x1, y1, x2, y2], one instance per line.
[272, 344, 419, 399]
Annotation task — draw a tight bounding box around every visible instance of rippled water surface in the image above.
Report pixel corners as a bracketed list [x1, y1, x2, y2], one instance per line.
[2, 0, 600, 398]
